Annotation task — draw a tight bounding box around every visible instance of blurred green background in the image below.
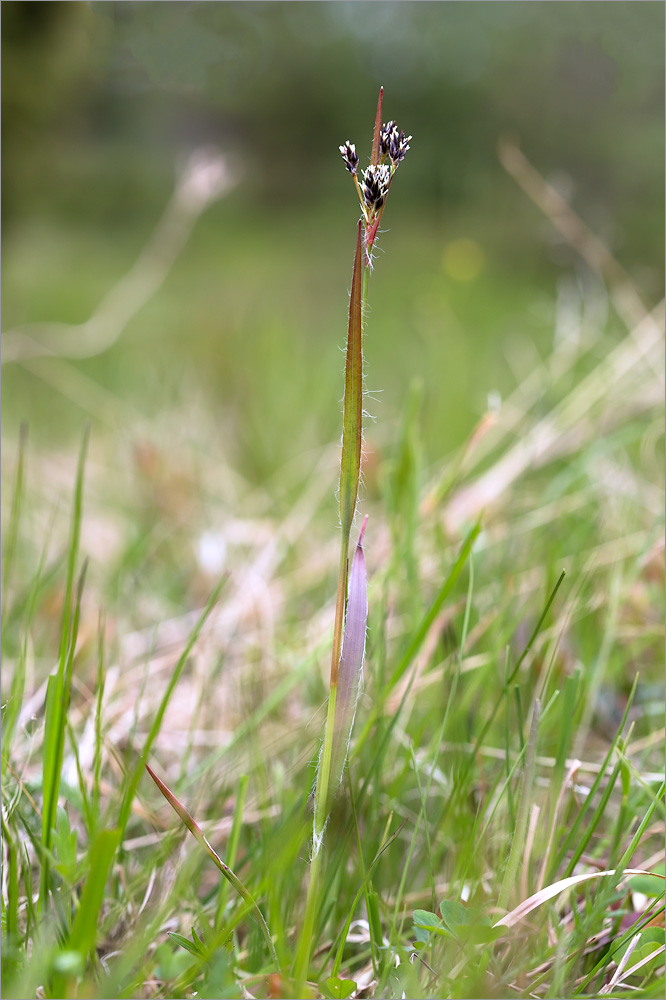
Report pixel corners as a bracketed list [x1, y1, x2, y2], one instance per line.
[2, 1, 664, 480]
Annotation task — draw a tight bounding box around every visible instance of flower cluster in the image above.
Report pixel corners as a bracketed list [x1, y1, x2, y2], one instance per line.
[361, 163, 391, 212]
[340, 106, 411, 242]
[339, 140, 359, 176]
[378, 120, 411, 165]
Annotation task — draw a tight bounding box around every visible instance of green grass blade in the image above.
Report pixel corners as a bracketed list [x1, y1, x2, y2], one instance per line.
[338, 218, 364, 547]
[145, 764, 280, 972]
[320, 519, 367, 826]
[68, 827, 121, 954]
[40, 553, 88, 912]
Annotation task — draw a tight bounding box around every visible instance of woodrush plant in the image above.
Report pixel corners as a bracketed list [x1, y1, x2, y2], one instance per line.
[294, 87, 412, 992]
[5, 82, 662, 1000]
[138, 88, 412, 994]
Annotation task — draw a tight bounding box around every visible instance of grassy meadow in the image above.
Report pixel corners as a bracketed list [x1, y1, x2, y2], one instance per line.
[2, 5, 665, 999]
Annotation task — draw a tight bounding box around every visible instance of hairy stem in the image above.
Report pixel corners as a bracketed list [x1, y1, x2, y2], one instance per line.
[295, 228, 371, 992]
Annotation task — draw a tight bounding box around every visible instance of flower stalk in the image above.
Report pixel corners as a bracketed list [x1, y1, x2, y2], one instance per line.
[294, 87, 411, 993]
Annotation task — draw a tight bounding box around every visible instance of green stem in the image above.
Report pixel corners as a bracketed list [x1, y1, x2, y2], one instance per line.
[294, 250, 372, 993]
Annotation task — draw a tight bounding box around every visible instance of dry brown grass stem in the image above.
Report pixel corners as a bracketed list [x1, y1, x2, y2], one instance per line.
[3, 150, 236, 366]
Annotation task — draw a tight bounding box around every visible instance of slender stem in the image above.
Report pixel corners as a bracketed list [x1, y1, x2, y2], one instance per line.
[294, 247, 372, 993]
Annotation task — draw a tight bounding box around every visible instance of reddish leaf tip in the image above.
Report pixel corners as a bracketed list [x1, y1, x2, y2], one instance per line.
[358, 515, 368, 547]
[371, 88, 385, 166]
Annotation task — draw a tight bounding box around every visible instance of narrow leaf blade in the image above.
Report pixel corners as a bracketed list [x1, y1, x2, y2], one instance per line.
[327, 518, 368, 812]
[145, 764, 280, 971]
[339, 220, 364, 542]
[370, 86, 384, 166]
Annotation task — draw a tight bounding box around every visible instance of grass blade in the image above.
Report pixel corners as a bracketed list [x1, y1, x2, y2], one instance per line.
[145, 764, 280, 972]
[338, 218, 364, 554]
[321, 517, 368, 824]
[495, 868, 662, 928]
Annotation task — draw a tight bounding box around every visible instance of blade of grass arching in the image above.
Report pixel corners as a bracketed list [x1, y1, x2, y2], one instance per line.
[549, 674, 638, 880]
[145, 764, 280, 972]
[40, 556, 88, 912]
[1, 423, 27, 631]
[215, 772, 248, 931]
[498, 699, 541, 912]
[495, 867, 661, 929]
[117, 574, 225, 835]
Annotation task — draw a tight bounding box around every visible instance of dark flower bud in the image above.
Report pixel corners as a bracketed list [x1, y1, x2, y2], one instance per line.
[339, 140, 359, 175]
[389, 129, 411, 165]
[379, 121, 396, 158]
[362, 164, 391, 211]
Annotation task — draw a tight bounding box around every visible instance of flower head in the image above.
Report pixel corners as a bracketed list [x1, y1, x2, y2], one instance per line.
[339, 90, 411, 260]
[388, 128, 411, 165]
[339, 140, 359, 176]
[361, 164, 391, 213]
[379, 120, 396, 158]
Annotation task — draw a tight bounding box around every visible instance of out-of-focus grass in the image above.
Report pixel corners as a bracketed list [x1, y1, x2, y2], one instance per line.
[1, 144, 664, 998]
[2, 181, 570, 483]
